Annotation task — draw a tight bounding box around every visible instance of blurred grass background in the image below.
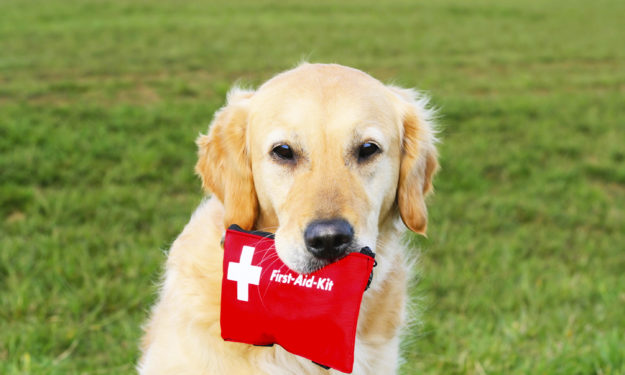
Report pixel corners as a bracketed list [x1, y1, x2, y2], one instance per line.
[1, 0, 624, 374]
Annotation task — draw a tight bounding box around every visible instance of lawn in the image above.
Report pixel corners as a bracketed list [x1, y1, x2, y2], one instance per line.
[1, 0, 624, 374]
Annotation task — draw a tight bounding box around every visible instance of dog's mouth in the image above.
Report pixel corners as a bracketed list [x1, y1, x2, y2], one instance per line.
[286, 242, 366, 274]
[273, 219, 368, 274]
[297, 256, 331, 274]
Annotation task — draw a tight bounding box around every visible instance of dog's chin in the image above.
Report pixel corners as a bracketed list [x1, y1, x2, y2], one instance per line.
[278, 246, 366, 274]
[276, 250, 329, 275]
[295, 255, 330, 274]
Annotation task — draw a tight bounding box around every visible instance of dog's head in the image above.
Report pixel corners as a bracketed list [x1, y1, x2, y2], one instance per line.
[196, 64, 438, 273]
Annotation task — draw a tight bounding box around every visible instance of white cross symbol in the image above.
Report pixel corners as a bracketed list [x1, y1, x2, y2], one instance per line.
[227, 245, 262, 302]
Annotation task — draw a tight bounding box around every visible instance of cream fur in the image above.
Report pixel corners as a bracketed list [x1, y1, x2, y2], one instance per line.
[138, 63, 438, 374]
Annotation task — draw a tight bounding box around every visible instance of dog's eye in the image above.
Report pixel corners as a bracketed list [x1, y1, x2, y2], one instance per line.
[272, 144, 294, 161]
[358, 142, 380, 161]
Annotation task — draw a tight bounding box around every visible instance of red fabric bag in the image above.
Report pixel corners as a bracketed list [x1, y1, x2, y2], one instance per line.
[220, 225, 376, 373]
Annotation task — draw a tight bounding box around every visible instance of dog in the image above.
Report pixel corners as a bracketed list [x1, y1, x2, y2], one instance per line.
[138, 63, 438, 374]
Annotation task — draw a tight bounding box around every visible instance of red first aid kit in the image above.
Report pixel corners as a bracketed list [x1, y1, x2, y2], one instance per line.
[220, 225, 376, 373]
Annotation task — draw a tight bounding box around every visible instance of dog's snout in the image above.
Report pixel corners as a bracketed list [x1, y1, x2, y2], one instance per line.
[304, 219, 354, 261]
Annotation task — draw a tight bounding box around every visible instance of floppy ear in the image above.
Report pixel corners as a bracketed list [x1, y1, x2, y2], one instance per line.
[195, 87, 258, 230]
[390, 86, 439, 235]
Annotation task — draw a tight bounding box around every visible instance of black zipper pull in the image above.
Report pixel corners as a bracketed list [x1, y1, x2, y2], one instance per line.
[359, 247, 377, 290]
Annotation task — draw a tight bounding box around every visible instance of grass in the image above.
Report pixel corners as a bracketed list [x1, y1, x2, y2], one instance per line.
[1, 0, 624, 374]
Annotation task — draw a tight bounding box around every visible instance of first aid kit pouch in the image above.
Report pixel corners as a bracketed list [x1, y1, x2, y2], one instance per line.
[220, 224, 376, 373]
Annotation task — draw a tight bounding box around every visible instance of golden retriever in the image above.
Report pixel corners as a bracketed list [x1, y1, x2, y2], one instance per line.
[138, 63, 438, 375]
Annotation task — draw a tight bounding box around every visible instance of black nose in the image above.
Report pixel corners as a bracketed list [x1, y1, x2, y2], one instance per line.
[304, 219, 354, 261]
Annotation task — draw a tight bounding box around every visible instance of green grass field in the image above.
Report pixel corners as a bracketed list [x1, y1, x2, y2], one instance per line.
[1, 0, 624, 374]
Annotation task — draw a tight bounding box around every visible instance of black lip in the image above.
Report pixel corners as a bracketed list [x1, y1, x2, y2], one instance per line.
[304, 246, 374, 273]
[228, 224, 275, 239]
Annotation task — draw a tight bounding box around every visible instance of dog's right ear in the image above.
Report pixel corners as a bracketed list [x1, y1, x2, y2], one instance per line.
[195, 87, 258, 230]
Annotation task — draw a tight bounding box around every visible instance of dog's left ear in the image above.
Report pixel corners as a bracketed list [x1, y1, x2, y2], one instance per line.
[195, 87, 258, 230]
[389, 86, 439, 235]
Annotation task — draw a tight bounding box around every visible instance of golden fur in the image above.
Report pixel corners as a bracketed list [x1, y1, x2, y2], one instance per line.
[139, 63, 438, 374]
